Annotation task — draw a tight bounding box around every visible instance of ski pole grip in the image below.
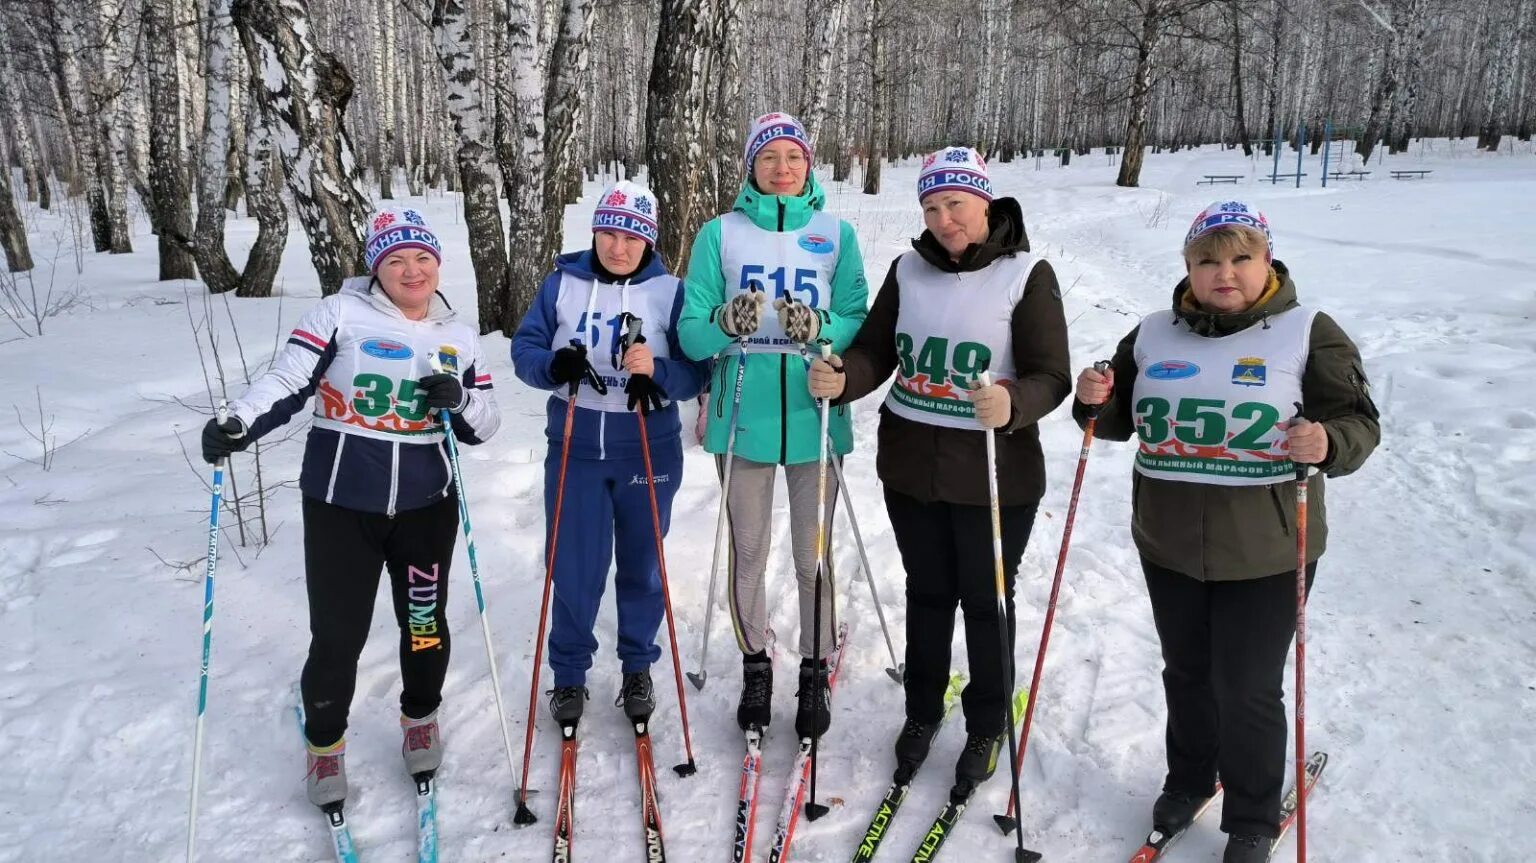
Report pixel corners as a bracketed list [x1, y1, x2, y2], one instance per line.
[430, 354, 445, 375]
[977, 370, 993, 388]
[1087, 359, 1112, 419]
[1292, 401, 1309, 481]
[216, 401, 229, 426]
[819, 342, 832, 361]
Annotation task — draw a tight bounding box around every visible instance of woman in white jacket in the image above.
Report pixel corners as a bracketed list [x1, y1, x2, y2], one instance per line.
[199, 207, 501, 811]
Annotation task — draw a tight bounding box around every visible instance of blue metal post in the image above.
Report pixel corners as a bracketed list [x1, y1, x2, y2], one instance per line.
[1271, 121, 1283, 184]
[1295, 123, 1305, 189]
[1322, 119, 1333, 187]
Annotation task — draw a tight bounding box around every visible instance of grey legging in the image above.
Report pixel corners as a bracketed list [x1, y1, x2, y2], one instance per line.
[719, 455, 838, 659]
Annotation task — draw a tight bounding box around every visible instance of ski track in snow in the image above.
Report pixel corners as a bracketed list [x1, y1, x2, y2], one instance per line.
[1, 140, 1533, 861]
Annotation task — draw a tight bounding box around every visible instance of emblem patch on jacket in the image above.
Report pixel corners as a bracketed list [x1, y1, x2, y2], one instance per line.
[1231, 357, 1267, 387]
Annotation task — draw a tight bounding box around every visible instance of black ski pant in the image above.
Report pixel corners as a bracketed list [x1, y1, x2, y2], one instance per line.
[885, 488, 1038, 736]
[1143, 557, 1316, 838]
[300, 494, 458, 748]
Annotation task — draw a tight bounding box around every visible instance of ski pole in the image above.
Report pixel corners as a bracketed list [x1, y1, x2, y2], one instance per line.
[976, 371, 1040, 863]
[996, 360, 1110, 838]
[1292, 402, 1309, 863]
[828, 455, 903, 684]
[514, 341, 593, 826]
[689, 293, 758, 690]
[806, 340, 834, 822]
[429, 352, 521, 812]
[186, 402, 235, 863]
[621, 315, 699, 778]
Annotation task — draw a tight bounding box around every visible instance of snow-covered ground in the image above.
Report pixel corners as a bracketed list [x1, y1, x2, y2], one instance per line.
[2, 137, 1533, 862]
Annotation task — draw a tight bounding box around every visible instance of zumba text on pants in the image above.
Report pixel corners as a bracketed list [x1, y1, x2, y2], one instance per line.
[408, 563, 442, 651]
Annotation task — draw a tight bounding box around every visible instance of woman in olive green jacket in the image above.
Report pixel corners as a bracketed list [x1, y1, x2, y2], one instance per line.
[1074, 201, 1379, 863]
[677, 112, 868, 739]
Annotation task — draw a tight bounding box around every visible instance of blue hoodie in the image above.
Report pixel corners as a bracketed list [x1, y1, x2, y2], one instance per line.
[512, 249, 710, 461]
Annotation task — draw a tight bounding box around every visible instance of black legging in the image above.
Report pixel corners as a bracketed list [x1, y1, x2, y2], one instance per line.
[885, 488, 1038, 737]
[299, 494, 458, 747]
[1143, 557, 1316, 838]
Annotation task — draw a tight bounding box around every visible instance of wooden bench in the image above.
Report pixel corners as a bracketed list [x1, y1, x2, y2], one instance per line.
[1266, 173, 1307, 181]
[1200, 174, 1243, 185]
[1328, 170, 1371, 180]
[1390, 169, 1433, 180]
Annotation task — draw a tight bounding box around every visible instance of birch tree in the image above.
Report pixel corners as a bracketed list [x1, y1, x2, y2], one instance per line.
[49, 3, 123, 252]
[647, 0, 719, 273]
[500, 0, 551, 332]
[144, 0, 198, 280]
[430, 0, 511, 332]
[543, 0, 598, 237]
[712, 0, 745, 212]
[194, 0, 287, 296]
[234, 0, 371, 294]
[0, 137, 33, 272]
[862, 0, 886, 194]
[800, 0, 848, 147]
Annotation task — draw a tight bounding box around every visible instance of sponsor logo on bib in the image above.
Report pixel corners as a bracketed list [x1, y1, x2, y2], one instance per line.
[1145, 360, 1200, 380]
[798, 233, 834, 254]
[361, 338, 414, 360]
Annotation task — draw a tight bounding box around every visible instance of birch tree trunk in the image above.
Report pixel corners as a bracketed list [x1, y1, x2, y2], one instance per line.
[500, 0, 550, 333]
[830, 20, 853, 181]
[1264, 0, 1284, 153]
[145, 0, 198, 280]
[234, 0, 371, 295]
[800, 0, 846, 148]
[1390, 0, 1428, 152]
[48, 5, 114, 251]
[712, 0, 744, 212]
[647, 0, 718, 273]
[193, 0, 245, 294]
[543, 0, 598, 245]
[432, 0, 510, 335]
[1479, 0, 1531, 150]
[224, 33, 250, 212]
[985, 0, 1014, 157]
[238, 110, 289, 297]
[862, 0, 885, 194]
[0, 136, 33, 272]
[1231, 2, 1253, 155]
[0, 28, 47, 209]
[94, 0, 135, 253]
[1116, 5, 1167, 187]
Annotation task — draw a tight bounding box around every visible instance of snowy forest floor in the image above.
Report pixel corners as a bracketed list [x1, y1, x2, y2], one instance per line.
[2, 138, 1533, 861]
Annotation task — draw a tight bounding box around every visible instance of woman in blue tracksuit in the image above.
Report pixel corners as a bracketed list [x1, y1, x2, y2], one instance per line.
[512, 180, 710, 725]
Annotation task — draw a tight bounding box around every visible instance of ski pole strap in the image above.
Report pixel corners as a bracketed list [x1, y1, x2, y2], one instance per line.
[616, 313, 645, 369]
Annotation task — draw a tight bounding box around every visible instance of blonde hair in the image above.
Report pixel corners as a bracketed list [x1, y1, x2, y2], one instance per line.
[1183, 226, 1268, 263]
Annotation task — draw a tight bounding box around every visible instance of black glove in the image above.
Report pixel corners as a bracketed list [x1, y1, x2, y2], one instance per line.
[550, 344, 591, 386]
[416, 373, 466, 412]
[200, 416, 250, 464]
[549, 342, 609, 394]
[625, 374, 668, 416]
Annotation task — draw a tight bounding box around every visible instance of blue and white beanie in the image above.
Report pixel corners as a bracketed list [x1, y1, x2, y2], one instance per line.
[365, 207, 442, 273]
[744, 112, 813, 172]
[1184, 201, 1273, 258]
[592, 181, 660, 246]
[918, 146, 993, 202]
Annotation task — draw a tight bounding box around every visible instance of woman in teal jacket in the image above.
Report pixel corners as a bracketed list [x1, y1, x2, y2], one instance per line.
[678, 112, 868, 740]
